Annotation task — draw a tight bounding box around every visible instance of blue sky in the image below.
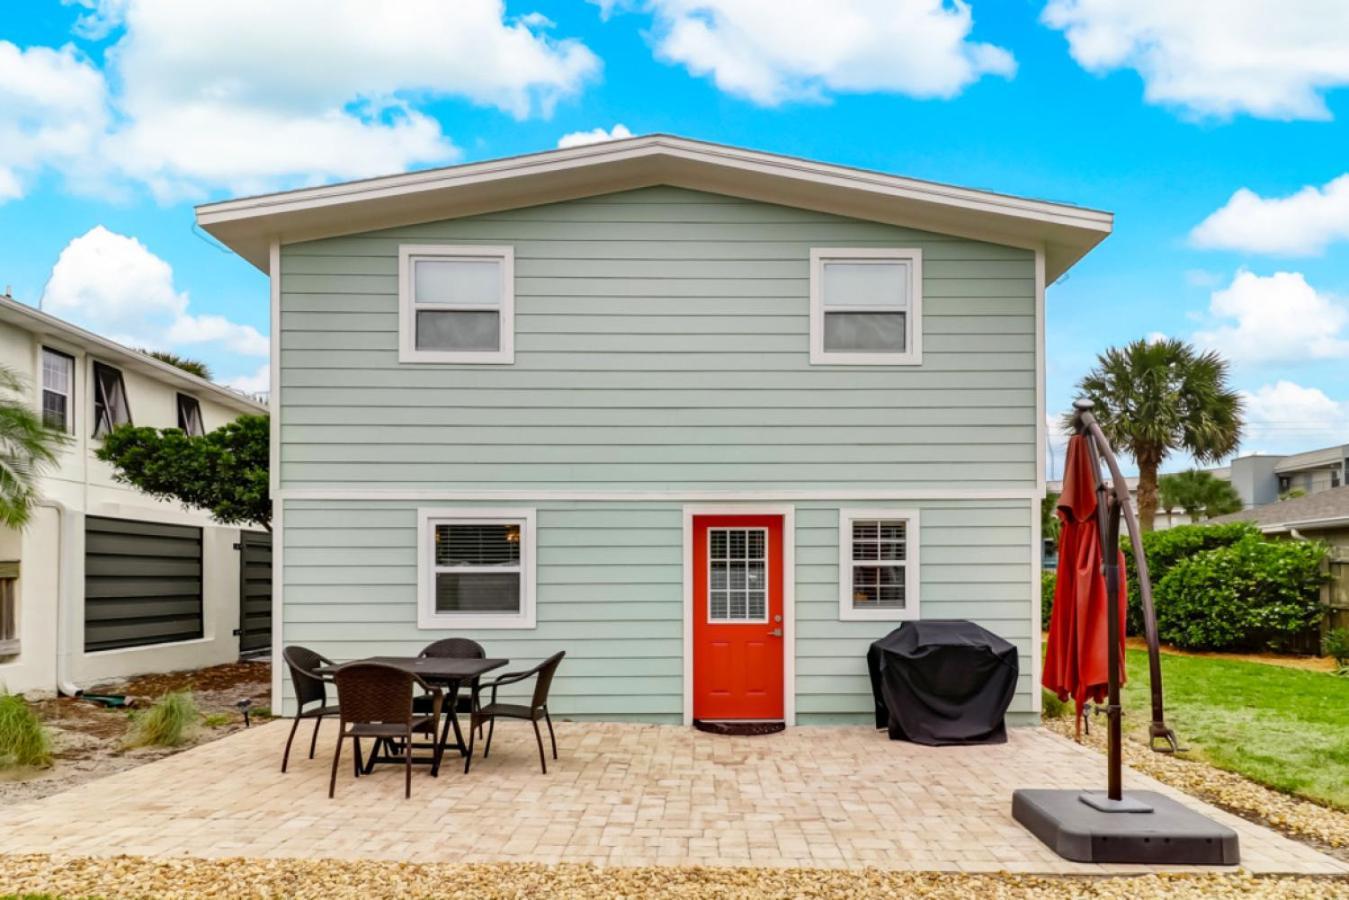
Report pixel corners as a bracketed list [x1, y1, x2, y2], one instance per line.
[4, 1, 1349, 477]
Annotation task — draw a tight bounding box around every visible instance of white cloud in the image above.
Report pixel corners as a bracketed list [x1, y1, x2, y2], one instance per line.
[225, 363, 271, 396]
[2, 1, 601, 200]
[0, 40, 108, 200]
[610, 0, 1014, 106]
[1193, 270, 1349, 365]
[40, 226, 268, 366]
[1239, 381, 1349, 451]
[1041, 0, 1349, 120]
[557, 123, 633, 149]
[1191, 175, 1349, 256]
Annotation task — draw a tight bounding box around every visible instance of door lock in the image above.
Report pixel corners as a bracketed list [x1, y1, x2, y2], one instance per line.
[769, 628, 783, 637]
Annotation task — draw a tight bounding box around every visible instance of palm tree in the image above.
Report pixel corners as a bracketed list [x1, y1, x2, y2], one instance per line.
[1070, 339, 1242, 532]
[0, 365, 69, 528]
[140, 349, 212, 381]
[1158, 469, 1243, 522]
[1157, 476, 1183, 528]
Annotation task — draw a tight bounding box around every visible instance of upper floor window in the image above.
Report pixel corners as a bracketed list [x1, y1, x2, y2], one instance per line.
[92, 361, 132, 438]
[177, 393, 205, 437]
[41, 347, 74, 433]
[399, 245, 514, 364]
[809, 248, 922, 365]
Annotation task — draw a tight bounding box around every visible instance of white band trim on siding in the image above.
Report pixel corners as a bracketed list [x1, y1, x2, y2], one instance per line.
[1034, 245, 1047, 499]
[274, 488, 1042, 502]
[268, 239, 281, 497]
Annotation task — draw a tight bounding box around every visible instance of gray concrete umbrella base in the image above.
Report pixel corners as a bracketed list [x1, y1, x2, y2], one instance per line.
[1012, 789, 1241, 865]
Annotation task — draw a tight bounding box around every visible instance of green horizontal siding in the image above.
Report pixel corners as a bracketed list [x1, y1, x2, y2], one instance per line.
[279, 498, 1035, 722]
[278, 186, 1036, 491]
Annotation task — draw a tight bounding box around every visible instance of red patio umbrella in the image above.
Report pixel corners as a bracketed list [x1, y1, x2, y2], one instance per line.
[1042, 432, 1128, 739]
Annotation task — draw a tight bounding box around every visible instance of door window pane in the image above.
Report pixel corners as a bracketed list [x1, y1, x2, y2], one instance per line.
[708, 527, 768, 622]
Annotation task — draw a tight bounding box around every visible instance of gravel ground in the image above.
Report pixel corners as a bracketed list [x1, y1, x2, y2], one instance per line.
[1, 855, 1347, 899]
[1042, 716, 1349, 855]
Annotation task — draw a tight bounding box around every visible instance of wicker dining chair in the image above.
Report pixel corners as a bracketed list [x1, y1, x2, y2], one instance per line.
[329, 663, 444, 799]
[464, 651, 565, 775]
[281, 645, 340, 773]
[415, 637, 487, 741]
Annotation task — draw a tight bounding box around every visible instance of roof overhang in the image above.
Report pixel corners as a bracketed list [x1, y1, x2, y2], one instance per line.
[197, 134, 1112, 282]
[0, 298, 267, 415]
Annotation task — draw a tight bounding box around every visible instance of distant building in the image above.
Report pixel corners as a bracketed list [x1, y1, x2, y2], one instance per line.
[1228, 445, 1349, 509]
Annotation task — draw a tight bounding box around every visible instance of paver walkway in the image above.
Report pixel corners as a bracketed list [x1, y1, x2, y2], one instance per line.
[1, 721, 1343, 875]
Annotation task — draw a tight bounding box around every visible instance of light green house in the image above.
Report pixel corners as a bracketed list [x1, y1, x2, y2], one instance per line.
[198, 135, 1111, 726]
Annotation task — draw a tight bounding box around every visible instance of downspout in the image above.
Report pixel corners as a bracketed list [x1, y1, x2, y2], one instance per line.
[36, 498, 80, 696]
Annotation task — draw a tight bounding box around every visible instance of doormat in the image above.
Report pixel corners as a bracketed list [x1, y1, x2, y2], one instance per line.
[693, 720, 786, 736]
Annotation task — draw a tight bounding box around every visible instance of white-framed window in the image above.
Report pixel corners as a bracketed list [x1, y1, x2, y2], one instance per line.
[41, 347, 74, 433]
[809, 248, 922, 365]
[399, 244, 515, 364]
[417, 508, 536, 629]
[92, 361, 132, 438]
[838, 508, 920, 621]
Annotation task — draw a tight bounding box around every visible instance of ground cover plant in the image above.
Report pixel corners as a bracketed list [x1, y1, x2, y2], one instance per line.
[0, 693, 52, 769]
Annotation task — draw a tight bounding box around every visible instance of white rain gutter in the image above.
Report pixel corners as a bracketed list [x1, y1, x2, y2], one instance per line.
[36, 498, 80, 696]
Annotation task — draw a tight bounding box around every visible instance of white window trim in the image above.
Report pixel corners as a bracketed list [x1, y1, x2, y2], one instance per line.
[838, 508, 920, 622]
[809, 247, 922, 366]
[398, 244, 515, 364]
[40, 346, 75, 435]
[416, 507, 536, 630]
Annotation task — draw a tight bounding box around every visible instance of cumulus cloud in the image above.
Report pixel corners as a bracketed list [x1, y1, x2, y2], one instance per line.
[1042, 0, 1349, 120]
[224, 363, 271, 396]
[607, 0, 1014, 106]
[557, 123, 634, 148]
[1191, 175, 1349, 256]
[1, 1, 601, 200]
[1239, 381, 1349, 451]
[0, 40, 108, 200]
[1192, 270, 1349, 366]
[40, 226, 268, 375]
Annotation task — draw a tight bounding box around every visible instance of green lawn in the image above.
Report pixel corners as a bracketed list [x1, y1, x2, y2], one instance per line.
[1115, 648, 1349, 810]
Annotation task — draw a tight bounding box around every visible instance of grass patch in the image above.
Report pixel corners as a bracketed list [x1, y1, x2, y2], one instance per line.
[1117, 648, 1349, 810]
[201, 712, 232, 728]
[125, 691, 199, 748]
[0, 692, 53, 769]
[1041, 689, 1071, 720]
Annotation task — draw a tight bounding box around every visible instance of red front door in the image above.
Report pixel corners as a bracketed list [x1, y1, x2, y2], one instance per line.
[692, 515, 785, 721]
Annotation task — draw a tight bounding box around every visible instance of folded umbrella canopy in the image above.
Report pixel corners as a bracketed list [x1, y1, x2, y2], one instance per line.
[1042, 432, 1128, 735]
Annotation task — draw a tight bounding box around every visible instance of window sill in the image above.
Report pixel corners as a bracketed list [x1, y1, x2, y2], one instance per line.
[810, 350, 923, 366]
[399, 349, 515, 365]
[416, 612, 536, 631]
[839, 608, 920, 623]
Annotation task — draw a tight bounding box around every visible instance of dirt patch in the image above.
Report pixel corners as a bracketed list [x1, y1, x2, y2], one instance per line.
[1, 661, 270, 807]
[2, 855, 1347, 899]
[1124, 636, 1336, 673]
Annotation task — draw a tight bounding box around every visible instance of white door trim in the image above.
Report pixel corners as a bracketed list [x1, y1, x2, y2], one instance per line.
[682, 504, 796, 727]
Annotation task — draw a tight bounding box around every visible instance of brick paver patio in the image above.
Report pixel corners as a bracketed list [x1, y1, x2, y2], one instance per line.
[1, 720, 1343, 875]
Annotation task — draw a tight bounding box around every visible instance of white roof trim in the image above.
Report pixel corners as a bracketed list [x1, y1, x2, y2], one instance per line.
[0, 296, 267, 415]
[197, 134, 1112, 281]
[1260, 515, 1349, 534]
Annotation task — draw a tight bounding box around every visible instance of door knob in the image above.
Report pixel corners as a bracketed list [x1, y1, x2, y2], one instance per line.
[769, 628, 783, 638]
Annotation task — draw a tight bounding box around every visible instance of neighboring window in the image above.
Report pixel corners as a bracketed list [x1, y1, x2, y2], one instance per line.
[92, 361, 132, 438]
[707, 527, 768, 622]
[417, 508, 536, 629]
[176, 393, 205, 436]
[0, 561, 18, 657]
[1278, 475, 1291, 492]
[809, 248, 922, 365]
[399, 245, 515, 364]
[41, 347, 74, 433]
[838, 509, 920, 621]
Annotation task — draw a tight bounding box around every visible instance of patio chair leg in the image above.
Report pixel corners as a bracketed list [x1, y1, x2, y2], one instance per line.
[309, 715, 323, 759]
[353, 737, 363, 778]
[544, 707, 557, 760]
[464, 716, 476, 774]
[484, 718, 495, 758]
[405, 728, 413, 799]
[329, 733, 344, 799]
[282, 715, 302, 773]
[532, 719, 547, 775]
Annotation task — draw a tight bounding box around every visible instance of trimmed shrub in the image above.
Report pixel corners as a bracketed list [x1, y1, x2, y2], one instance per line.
[1041, 689, 1070, 720]
[1041, 570, 1056, 627]
[0, 692, 53, 768]
[1122, 521, 1258, 635]
[1153, 536, 1328, 652]
[126, 691, 199, 748]
[1324, 628, 1349, 671]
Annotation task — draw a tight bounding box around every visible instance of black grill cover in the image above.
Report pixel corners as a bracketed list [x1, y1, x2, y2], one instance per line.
[867, 620, 1019, 746]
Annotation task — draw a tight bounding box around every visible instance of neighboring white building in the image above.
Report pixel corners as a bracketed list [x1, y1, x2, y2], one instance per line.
[0, 295, 269, 696]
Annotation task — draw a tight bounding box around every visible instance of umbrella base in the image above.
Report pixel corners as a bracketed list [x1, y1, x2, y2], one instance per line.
[1012, 789, 1240, 865]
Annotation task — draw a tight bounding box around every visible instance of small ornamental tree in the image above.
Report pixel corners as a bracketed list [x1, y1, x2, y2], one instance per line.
[96, 414, 270, 531]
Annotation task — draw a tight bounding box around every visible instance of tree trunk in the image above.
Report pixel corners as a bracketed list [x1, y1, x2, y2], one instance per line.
[1136, 456, 1159, 533]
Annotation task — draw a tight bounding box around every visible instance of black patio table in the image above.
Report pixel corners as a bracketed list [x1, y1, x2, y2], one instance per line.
[316, 655, 507, 769]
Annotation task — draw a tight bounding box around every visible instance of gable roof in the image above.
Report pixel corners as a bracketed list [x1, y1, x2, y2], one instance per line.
[1211, 485, 1349, 533]
[196, 134, 1112, 281]
[0, 295, 267, 416]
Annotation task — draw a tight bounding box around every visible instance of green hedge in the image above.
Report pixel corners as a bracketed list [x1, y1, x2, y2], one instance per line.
[1154, 536, 1328, 651]
[1122, 522, 1258, 635]
[1041, 570, 1056, 626]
